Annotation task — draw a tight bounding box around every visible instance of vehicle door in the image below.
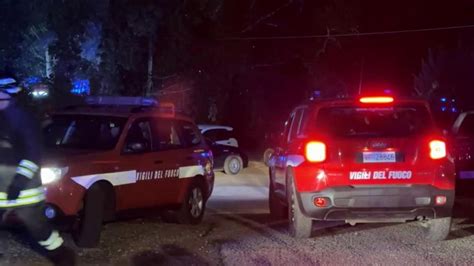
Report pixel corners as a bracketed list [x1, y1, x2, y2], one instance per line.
[115, 117, 166, 210]
[173, 120, 210, 202]
[273, 107, 306, 193]
[147, 118, 197, 206]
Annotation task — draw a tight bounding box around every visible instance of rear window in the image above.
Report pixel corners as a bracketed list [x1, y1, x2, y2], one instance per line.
[316, 105, 433, 138]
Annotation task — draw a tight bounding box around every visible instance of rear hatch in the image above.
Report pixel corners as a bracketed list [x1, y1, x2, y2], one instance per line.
[315, 102, 442, 187]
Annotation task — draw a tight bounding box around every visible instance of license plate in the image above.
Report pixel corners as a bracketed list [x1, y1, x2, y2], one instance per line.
[362, 152, 396, 163]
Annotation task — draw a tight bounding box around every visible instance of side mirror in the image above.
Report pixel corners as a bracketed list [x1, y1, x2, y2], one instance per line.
[126, 141, 147, 153]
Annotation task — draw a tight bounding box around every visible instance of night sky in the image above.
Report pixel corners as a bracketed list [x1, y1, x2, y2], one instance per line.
[227, 1, 474, 93]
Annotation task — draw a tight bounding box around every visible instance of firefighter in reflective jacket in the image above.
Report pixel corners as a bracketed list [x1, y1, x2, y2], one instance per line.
[0, 78, 75, 265]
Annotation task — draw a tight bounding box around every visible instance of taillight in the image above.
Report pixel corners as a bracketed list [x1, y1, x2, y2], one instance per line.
[305, 141, 326, 162]
[429, 140, 446, 159]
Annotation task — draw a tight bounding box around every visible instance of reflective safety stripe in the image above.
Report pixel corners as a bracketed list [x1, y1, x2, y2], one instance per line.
[16, 166, 35, 179]
[0, 187, 45, 208]
[19, 160, 39, 173]
[39, 231, 64, 251]
[0, 193, 45, 208]
[0, 187, 45, 200]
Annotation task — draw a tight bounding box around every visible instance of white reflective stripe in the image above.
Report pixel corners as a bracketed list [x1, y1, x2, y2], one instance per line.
[19, 160, 39, 172]
[0, 193, 45, 207]
[72, 170, 137, 189]
[16, 167, 35, 179]
[0, 187, 45, 200]
[46, 236, 64, 251]
[39, 231, 64, 250]
[18, 187, 45, 198]
[179, 165, 204, 179]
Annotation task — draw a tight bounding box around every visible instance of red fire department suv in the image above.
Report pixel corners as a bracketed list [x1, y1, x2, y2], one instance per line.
[268, 95, 455, 240]
[41, 97, 214, 247]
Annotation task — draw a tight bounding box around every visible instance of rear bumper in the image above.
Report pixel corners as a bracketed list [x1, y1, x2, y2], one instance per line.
[298, 185, 454, 222]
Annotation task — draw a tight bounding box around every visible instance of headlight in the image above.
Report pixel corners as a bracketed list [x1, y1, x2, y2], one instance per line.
[41, 167, 68, 185]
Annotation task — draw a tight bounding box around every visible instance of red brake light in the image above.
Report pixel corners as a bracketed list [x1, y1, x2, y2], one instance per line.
[429, 140, 446, 159]
[305, 141, 326, 162]
[359, 96, 394, 104]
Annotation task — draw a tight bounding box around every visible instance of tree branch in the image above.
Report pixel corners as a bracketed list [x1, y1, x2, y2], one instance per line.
[241, 0, 293, 33]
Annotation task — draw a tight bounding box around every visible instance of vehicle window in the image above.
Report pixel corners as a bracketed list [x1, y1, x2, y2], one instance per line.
[123, 119, 152, 153]
[43, 115, 126, 150]
[179, 121, 203, 147]
[216, 129, 233, 140]
[316, 105, 433, 138]
[459, 114, 474, 136]
[153, 119, 184, 150]
[297, 108, 308, 136]
[288, 109, 304, 142]
[204, 129, 229, 141]
[283, 112, 295, 143]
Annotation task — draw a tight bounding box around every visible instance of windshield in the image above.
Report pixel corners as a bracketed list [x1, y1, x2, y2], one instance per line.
[43, 115, 127, 150]
[316, 105, 433, 138]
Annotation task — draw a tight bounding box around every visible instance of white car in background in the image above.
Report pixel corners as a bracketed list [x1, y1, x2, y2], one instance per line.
[198, 125, 239, 147]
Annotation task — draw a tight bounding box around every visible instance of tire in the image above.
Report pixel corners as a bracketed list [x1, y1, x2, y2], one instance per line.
[423, 217, 452, 241]
[269, 170, 287, 219]
[224, 155, 243, 175]
[73, 183, 106, 248]
[263, 148, 274, 167]
[287, 174, 312, 238]
[176, 181, 206, 225]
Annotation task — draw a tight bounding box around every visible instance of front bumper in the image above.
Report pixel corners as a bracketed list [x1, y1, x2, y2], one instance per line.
[298, 185, 454, 222]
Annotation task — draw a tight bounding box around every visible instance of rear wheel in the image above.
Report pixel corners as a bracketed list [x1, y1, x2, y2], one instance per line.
[423, 217, 452, 241]
[269, 170, 287, 219]
[224, 155, 243, 175]
[287, 175, 312, 238]
[176, 181, 206, 224]
[73, 183, 106, 248]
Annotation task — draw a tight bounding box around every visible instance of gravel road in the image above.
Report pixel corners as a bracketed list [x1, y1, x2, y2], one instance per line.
[1, 161, 474, 265]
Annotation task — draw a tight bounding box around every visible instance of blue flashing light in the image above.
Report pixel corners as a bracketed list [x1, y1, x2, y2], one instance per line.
[441, 107, 447, 112]
[451, 107, 457, 113]
[71, 79, 90, 95]
[440, 97, 447, 102]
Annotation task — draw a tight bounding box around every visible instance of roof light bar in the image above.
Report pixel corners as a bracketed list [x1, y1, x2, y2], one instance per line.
[85, 96, 158, 106]
[359, 96, 394, 104]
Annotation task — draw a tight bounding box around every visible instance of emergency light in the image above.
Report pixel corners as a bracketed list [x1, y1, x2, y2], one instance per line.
[359, 96, 394, 104]
[85, 96, 158, 106]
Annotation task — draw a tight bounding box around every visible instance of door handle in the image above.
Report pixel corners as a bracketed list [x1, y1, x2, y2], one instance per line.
[154, 160, 163, 164]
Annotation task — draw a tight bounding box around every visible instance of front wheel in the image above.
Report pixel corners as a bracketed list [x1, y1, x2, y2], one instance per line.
[287, 175, 312, 238]
[423, 217, 452, 241]
[73, 184, 106, 248]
